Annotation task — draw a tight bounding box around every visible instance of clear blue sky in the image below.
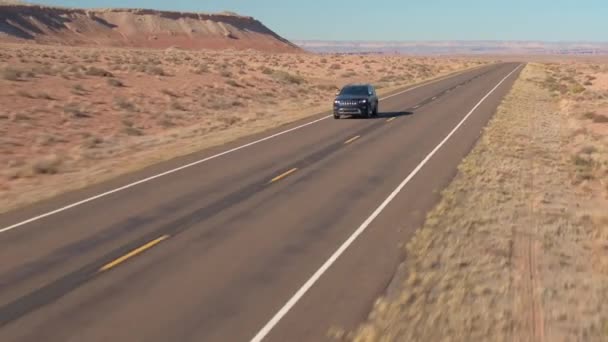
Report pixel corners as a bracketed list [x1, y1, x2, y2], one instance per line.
[34, 0, 607, 41]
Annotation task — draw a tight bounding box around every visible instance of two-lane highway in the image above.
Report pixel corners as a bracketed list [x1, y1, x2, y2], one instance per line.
[0, 62, 523, 342]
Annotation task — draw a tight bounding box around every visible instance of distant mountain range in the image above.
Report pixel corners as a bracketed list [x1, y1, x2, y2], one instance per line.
[293, 40, 608, 55]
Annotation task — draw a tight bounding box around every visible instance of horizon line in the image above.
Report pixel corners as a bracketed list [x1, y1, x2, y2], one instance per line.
[291, 39, 608, 44]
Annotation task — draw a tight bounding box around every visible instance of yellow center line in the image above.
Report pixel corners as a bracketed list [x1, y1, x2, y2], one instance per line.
[99, 235, 170, 272]
[270, 168, 298, 183]
[386, 117, 396, 122]
[344, 135, 360, 144]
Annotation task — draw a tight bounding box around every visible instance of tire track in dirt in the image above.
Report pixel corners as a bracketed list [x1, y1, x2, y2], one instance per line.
[511, 94, 545, 342]
[529, 100, 546, 342]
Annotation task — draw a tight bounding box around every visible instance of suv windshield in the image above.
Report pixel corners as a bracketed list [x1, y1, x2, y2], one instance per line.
[340, 86, 368, 96]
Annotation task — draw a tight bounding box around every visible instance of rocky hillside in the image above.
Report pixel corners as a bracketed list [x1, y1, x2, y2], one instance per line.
[0, 4, 300, 52]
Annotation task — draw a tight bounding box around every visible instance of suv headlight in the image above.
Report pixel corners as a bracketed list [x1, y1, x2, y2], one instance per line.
[359, 99, 368, 103]
[334, 100, 340, 105]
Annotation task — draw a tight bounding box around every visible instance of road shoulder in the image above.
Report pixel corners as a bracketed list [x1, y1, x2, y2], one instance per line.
[352, 63, 608, 341]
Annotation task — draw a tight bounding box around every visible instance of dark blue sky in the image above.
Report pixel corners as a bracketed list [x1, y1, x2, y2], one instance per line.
[34, 0, 608, 41]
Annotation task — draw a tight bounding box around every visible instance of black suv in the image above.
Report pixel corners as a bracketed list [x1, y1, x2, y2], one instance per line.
[333, 84, 379, 119]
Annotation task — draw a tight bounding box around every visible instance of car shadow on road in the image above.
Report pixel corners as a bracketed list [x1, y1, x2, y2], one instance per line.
[347, 111, 413, 119]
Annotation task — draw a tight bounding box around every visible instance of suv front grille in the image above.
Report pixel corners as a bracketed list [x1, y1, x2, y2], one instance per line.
[340, 100, 358, 106]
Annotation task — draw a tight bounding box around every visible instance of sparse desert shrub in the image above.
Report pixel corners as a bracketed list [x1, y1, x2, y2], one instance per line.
[16, 90, 34, 98]
[580, 145, 598, 155]
[2, 67, 21, 81]
[219, 115, 242, 126]
[561, 75, 576, 84]
[85, 67, 113, 77]
[147, 66, 166, 76]
[234, 59, 246, 68]
[225, 79, 241, 87]
[261, 67, 273, 75]
[12, 112, 31, 121]
[593, 114, 608, 123]
[64, 103, 90, 118]
[220, 70, 233, 78]
[329, 63, 341, 70]
[36, 92, 54, 100]
[72, 83, 86, 92]
[341, 71, 357, 78]
[575, 170, 595, 182]
[32, 155, 61, 175]
[316, 84, 337, 91]
[67, 65, 86, 74]
[271, 70, 305, 85]
[582, 112, 608, 123]
[170, 101, 187, 111]
[32, 64, 57, 76]
[115, 98, 136, 111]
[570, 83, 586, 94]
[194, 65, 209, 74]
[158, 117, 175, 128]
[107, 78, 124, 87]
[82, 136, 103, 149]
[161, 89, 178, 98]
[129, 64, 147, 73]
[572, 154, 595, 169]
[542, 76, 560, 92]
[36, 135, 57, 146]
[379, 75, 395, 83]
[123, 126, 144, 136]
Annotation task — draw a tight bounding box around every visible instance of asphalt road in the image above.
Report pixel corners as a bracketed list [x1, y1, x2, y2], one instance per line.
[0, 62, 523, 342]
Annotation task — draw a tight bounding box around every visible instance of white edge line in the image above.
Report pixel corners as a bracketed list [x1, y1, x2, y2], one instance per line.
[249, 64, 522, 342]
[0, 64, 492, 234]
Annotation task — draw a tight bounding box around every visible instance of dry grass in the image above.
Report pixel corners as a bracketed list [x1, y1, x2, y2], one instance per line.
[354, 62, 608, 342]
[0, 43, 485, 212]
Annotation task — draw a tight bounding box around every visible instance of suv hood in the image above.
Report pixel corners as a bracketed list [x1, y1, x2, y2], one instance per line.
[335, 94, 367, 101]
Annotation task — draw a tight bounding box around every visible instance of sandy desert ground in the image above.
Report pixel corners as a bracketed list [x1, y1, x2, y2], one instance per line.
[0, 43, 485, 212]
[352, 60, 608, 341]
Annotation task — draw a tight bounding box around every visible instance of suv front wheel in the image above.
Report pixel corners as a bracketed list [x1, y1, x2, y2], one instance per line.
[364, 105, 372, 118]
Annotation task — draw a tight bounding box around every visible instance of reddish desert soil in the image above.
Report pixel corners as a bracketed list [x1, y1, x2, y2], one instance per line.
[0, 43, 486, 212]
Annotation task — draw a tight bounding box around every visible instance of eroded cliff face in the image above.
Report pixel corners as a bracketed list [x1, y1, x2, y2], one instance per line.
[0, 5, 300, 52]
